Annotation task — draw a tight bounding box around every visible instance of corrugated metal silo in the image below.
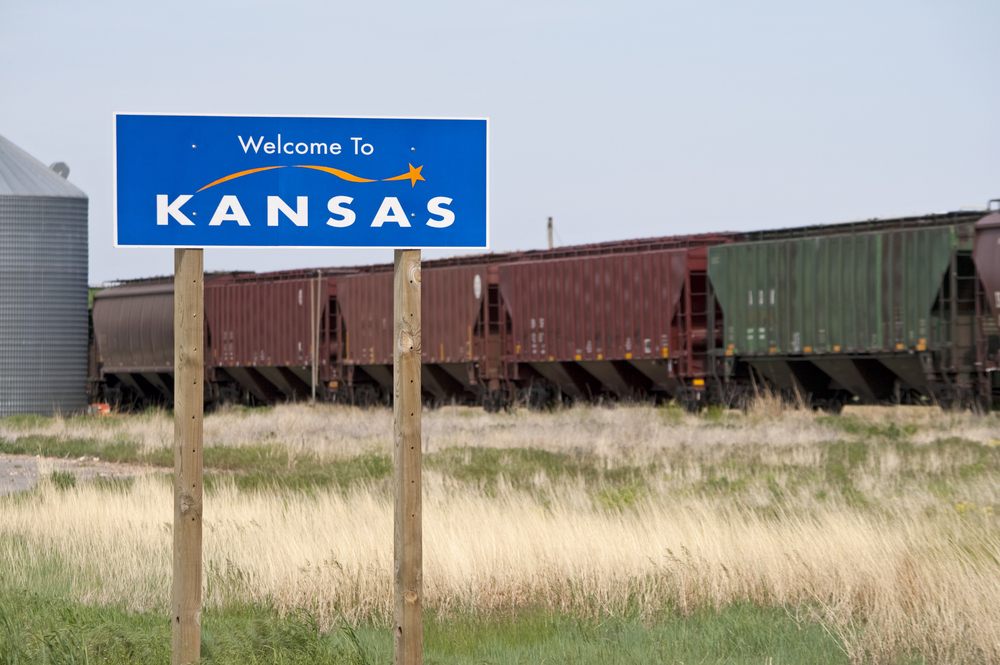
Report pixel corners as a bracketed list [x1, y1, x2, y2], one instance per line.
[0, 134, 89, 416]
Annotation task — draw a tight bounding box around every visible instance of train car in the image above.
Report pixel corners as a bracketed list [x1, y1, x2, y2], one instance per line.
[336, 260, 492, 405]
[708, 208, 1000, 410]
[91, 278, 178, 404]
[203, 269, 354, 404]
[496, 235, 732, 409]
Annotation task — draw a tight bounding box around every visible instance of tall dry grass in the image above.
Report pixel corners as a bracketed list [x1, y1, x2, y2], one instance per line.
[1, 402, 998, 663]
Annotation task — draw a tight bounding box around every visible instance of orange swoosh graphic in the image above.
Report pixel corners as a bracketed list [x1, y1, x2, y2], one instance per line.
[294, 165, 376, 183]
[196, 163, 404, 192]
[196, 166, 286, 192]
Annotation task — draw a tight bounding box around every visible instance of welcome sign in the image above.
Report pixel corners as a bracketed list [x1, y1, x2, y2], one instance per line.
[114, 114, 488, 248]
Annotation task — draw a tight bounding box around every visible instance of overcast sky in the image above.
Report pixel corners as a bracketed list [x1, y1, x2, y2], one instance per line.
[2, 1, 998, 284]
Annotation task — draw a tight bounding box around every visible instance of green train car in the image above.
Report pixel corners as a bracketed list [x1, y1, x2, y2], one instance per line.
[708, 208, 1000, 410]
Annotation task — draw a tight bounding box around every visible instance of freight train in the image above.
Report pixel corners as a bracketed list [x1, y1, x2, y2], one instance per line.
[89, 204, 1000, 411]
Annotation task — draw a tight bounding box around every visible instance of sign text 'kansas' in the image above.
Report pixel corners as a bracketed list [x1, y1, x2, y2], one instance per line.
[115, 114, 488, 248]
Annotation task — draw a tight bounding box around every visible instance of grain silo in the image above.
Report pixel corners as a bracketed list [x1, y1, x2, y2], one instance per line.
[0, 134, 88, 416]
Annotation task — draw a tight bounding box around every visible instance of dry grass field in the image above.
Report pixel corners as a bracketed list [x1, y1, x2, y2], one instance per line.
[1, 401, 998, 664]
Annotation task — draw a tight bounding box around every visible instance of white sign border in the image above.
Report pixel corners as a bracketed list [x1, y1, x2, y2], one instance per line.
[112, 112, 491, 250]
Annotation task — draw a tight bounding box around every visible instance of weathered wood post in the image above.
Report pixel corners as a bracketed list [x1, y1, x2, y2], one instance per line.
[310, 272, 319, 403]
[172, 248, 204, 665]
[393, 249, 422, 665]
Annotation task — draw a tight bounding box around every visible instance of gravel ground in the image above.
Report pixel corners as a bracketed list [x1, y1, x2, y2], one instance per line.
[0, 454, 149, 495]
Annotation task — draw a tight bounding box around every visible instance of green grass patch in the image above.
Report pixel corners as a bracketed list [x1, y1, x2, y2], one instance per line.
[701, 404, 728, 423]
[594, 481, 647, 511]
[0, 589, 852, 665]
[817, 415, 917, 440]
[225, 452, 392, 493]
[0, 436, 393, 494]
[0, 413, 55, 429]
[415, 605, 851, 665]
[92, 476, 136, 493]
[427, 447, 580, 487]
[48, 470, 76, 491]
[658, 403, 685, 425]
[214, 404, 275, 416]
[697, 469, 750, 496]
[425, 447, 649, 496]
[822, 440, 870, 507]
[0, 435, 142, 464]
[887, 437, 1000, 497]
[927, 437, 1000, 478]
[0, 592, 371, 665]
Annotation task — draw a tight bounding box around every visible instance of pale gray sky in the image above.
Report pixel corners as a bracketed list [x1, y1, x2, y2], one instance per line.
[1, 0, 998, 284]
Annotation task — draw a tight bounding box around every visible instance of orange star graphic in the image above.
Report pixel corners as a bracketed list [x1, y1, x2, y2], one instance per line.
[384, 163, 425, 187]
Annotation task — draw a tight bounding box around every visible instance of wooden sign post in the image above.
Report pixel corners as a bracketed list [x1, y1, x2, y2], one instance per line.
[172, 248, 204, 665]
[393, 249, 422, 665]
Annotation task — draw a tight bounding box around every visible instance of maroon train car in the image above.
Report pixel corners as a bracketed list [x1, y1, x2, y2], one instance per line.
[203, 270, 348, 404]
[336, 260, 494, 404]
[495, 235, 731, 408]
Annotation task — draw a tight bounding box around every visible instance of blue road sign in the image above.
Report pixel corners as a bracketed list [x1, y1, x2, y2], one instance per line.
[114, 114, 488, 248]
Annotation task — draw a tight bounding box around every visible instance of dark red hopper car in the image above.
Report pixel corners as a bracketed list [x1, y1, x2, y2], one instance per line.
[204, 271, 337, 404]
[337, 263, 486, 405]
